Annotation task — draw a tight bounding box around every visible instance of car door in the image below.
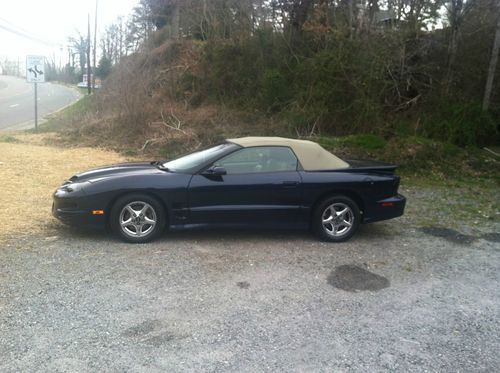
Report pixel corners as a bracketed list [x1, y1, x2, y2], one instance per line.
[187, 146, 304, 226]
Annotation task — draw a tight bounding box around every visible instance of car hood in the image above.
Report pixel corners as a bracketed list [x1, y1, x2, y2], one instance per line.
[68, 162, 162, 183]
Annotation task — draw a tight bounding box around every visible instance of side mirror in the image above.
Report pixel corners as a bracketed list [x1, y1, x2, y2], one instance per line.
[204, 166, 227, 176]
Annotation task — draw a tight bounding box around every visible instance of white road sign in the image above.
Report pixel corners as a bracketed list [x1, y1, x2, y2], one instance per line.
[26, 55, 45, 83]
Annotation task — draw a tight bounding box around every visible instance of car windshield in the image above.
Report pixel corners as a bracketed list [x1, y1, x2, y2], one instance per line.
[162, 143, 235, 172]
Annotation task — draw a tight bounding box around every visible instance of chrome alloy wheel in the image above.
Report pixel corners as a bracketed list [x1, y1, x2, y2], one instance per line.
[119, 201, 157, 238]
[321, 202, 354, 237]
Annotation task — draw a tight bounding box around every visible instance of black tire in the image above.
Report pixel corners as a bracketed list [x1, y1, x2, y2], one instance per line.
[110, 193, 166, 243]
[312, 195, 361, 242]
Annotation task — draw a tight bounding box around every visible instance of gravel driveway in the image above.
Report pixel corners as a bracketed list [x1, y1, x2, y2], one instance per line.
[1, 201, 499, 372]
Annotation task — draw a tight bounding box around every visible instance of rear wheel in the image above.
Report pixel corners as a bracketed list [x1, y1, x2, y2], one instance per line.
[111, 194, 165, 243]
[313, 196, 360, 242]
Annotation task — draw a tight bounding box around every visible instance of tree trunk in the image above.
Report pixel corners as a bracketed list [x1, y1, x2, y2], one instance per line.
[445, 0, 464, 94]
[368, 0, 379, 30]
[171, 1, 180, 39]
[348, 0, 354, 39]
[483, 10, 500, 111]
[290, 0, 314, 35]
[87, 14, 91, 95]
[248, 0, 255, 33]
[119, 20, 124, 59]
[200, 0, 209, 40]
[93, 0, 98, 92]
[318, 0, 327, 26]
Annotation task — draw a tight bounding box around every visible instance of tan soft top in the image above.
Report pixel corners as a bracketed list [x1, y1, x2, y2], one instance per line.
[227, 137, 349, 171]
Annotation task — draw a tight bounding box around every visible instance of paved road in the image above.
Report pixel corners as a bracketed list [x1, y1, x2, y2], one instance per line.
[0, 75, 81, 130]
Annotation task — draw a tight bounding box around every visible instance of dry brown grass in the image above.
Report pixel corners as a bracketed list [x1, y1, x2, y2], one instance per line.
[0, 133, 132, 241]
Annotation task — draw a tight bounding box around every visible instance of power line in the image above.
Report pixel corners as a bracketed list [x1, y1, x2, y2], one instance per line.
[0, 16, 44, 37]
[0, 21, 62, 47]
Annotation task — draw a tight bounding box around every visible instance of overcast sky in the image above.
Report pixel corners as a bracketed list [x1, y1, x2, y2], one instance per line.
[0, 0, 138, 63]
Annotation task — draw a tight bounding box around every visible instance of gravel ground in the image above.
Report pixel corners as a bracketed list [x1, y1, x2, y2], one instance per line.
[1, 190, 499, 372]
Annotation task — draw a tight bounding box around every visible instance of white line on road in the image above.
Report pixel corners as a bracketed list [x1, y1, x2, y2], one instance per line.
[9, 104, 19, 107]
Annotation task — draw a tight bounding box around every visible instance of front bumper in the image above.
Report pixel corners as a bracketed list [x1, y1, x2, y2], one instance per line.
[362, 194, 406, 224]
[52, 194, 107, 230]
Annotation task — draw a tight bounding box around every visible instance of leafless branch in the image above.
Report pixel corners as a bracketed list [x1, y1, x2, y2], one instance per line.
[159, 109, 187, 135]
[484, 147, 500, 157]
[141, 138, 159, 151]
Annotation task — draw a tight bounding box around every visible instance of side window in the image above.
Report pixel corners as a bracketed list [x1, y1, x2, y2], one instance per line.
[215, 146, 298, 174]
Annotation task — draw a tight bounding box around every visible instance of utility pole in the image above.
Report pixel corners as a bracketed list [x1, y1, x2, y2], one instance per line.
[87, 13, 91, 95]
[93, 0, 98, 92]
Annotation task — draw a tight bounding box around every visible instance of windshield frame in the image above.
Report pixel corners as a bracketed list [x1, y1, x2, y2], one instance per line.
[161, 142, 241, 174]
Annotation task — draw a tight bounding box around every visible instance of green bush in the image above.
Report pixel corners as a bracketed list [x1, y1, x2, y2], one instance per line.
[204, 43, 262, 104]
[198, 34, 402, 134]
[261, 69, 291, 111]
[282, 110, 314, 135]
[423, 100, 498, 146]
[343, 134, 387, 150]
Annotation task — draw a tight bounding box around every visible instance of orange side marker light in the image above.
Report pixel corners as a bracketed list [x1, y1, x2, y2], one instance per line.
[92, 210, 105, 215]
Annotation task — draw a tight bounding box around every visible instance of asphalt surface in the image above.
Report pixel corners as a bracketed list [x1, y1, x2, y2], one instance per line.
[0, 75, 80, 130]
[1, 217, 499, 372]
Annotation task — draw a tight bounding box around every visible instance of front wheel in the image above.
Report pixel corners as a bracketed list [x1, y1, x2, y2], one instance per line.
[110, 194, 166, 243]
[313, 196, 361, 242]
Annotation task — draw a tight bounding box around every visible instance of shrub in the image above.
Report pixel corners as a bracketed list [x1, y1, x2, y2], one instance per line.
[422, 100, 498, 146]
[261, 69, 291, 111]
[343, 134, 387, 150]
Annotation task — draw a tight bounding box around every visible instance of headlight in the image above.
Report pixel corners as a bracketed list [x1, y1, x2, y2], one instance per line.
[56, 182, 87, 194]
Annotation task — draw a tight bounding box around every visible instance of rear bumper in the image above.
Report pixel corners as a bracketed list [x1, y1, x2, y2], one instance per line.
[362, 194, 406, 224]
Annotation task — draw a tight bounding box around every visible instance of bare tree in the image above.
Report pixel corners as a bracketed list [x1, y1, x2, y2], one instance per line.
[68, 32, 88, 76]
[87, 14, 91, 95]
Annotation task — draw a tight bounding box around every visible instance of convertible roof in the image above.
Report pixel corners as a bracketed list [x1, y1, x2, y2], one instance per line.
[227, 137, 349, 171]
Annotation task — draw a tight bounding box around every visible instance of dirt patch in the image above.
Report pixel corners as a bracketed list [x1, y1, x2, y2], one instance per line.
[419, 227, 476, 245]
[327, 265, 390, 292]
[0, 133, 131, 241]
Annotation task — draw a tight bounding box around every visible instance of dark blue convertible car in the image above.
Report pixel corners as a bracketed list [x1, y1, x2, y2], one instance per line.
[53, 137, 406, 243]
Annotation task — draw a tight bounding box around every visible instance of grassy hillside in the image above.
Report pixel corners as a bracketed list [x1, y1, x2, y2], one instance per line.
[36, 36, 499, 184]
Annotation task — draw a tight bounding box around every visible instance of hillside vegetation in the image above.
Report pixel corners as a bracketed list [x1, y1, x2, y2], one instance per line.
[39, 0, 500, 181]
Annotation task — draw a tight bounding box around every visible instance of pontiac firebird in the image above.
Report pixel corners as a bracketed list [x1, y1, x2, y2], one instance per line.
[53, 137, 406, 243]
